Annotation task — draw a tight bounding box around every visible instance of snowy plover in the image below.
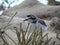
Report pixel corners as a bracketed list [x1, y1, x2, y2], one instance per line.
[24, 14, 48, 31]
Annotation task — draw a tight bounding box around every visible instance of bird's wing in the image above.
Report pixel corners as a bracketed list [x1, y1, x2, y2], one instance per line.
[38, 20, 47, 26]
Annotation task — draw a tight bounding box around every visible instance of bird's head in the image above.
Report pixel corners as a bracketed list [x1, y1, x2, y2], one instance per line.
[24, 15, 37, 23]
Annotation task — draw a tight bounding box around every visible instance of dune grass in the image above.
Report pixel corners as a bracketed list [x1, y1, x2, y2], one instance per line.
[0, 23, 52, 45]
[0, 13, 60, 45]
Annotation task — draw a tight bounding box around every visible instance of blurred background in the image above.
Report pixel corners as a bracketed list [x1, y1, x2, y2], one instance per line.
[0, 0, 60, 15]
[0, 0, 60, 45]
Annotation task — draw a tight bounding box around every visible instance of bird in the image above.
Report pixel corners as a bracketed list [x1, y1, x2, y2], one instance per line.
[23, 14, 48, 31]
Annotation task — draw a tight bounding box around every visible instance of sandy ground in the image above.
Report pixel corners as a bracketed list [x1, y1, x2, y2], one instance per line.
[0, 15, 60, 45]
[0, 29, 60, 45]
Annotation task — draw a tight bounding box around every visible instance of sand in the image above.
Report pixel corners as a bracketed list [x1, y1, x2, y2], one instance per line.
[0, 15, 60, 45]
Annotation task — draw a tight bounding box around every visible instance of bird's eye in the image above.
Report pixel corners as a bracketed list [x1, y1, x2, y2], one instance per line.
[27, 15, 32, 17]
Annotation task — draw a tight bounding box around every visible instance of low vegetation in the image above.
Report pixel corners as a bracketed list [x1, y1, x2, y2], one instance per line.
[0, 13, 60, 45]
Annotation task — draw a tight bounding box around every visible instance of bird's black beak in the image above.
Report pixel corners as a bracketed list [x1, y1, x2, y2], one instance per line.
[24, 19, 29, 21]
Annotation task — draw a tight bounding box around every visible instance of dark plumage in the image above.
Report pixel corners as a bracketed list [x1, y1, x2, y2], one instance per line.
[27, 15, 36, 20]
[31, 20, 37, 23]
[27, 15, 35, 18]
[24, 14, 47, 26]
[0, 31, 4, 34]
[38, 20, 47, 26]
